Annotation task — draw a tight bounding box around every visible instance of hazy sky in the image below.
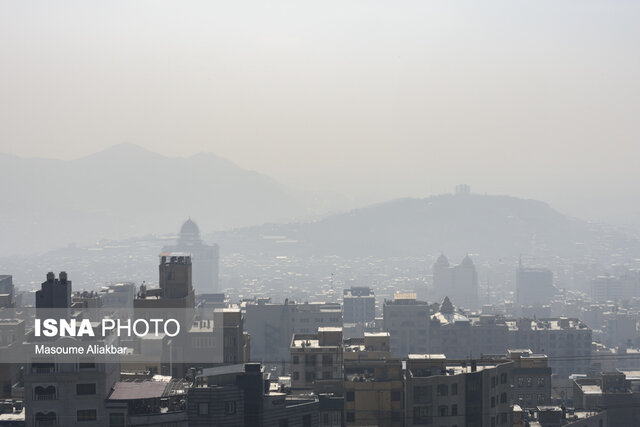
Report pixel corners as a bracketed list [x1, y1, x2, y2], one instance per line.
[1, 1, 639, 222]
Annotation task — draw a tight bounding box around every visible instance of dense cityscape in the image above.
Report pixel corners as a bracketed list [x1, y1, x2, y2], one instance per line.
[2, 2, 640, 426]
[0, 210, 639, 426]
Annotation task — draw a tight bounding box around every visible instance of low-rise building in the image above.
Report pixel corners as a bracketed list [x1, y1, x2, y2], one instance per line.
[574, 371, 640, 426]
[188, 363, 318, 426]
[290, 328, 343, 395]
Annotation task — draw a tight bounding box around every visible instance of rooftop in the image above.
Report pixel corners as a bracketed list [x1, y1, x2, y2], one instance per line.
[109, 380, 169, 400]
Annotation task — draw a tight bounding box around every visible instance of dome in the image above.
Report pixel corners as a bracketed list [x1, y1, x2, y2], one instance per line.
[434, 253, 450, 267]
[180, 218, 200, 236]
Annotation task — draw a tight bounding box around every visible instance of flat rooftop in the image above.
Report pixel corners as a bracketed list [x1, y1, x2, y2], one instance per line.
[109, 381, 169, 400]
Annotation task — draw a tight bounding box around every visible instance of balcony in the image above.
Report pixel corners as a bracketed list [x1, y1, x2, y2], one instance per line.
[34, 386, 57, 401]
[34, 393, 57, 401]
[31, 365, 56, 374]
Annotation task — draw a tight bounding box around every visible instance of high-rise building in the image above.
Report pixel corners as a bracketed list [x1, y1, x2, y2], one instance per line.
[134, 253, 195, 313]
[343, 287, 375, 325]
[26, 272, 121, 427]
[134, 254, 197, 377]
[432, 254, 479, 311]
[516, 265, 554, 307]
[590, 275, 637, 302]
[383, 293, 430, 358]
[35, 272, 71, 309]
[163, 219, 219, 293]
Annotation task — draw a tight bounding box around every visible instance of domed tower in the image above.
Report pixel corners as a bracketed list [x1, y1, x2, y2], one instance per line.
[432, 254, 454, 303]
[162, 219, 220, 293]
[177, 218, 202, 246]
[452, 254, 478, 311]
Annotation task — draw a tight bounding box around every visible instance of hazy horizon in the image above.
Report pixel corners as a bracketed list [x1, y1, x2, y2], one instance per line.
[2, 1, 640, 226]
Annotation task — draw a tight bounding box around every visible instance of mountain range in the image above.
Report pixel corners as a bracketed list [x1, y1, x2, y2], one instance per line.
[0, 143, 307, 255]
[2, 144, 638, 261]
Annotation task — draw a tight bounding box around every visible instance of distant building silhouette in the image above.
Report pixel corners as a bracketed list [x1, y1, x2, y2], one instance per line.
[35, 271, 72, 309]
[343, 286, 375, 324]
[432, 254, 479, 311]
[0, 275, 14, 308]
[516, 264, 554, 306]
[163, 219, 219, 293]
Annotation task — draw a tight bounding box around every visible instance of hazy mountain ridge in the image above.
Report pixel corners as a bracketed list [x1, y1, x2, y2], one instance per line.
[0, 143, 306, 256]
[212, 194, 640, 259]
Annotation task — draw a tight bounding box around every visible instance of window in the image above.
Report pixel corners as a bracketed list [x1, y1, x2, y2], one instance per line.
[225, 401, 236, 415]
[77, 409, 97, 422]
[414, 386, 432, 404]
[322, 355, 333, 366]
[323, 371, 332, 379]
[78, 358, 95, 370]
[491, 416, 496, 427]
[500, 392, 507, 404]
[293, 356, 299, 365]
[305, 372, 315, 382]
[198, 403, 208, 415]
[346, 412, 355, 422]
[451, 383, 458, 395]
[436, 384, 448, 396]
[76, 383, 96, 396]
[293, 372, 299, 380]
[346, 391, 355, 402]
[500, 413, 507, 424]
[413, 406, 432, 424]
[500, 373, 508, 384]
[391, 390, 401, 401]
[109, 413, 124, 427]
[322, 414, 329, 425]
[451, 404, 458, 416]
[491, 396, 495, 408]
[303, 414, 312, 427]
[536, 377, 545, 387]
[438, 405, 448, 417]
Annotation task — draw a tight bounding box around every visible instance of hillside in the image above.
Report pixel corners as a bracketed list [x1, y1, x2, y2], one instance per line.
[0, 143, 305, 255]
[213, 194, 639, 259]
